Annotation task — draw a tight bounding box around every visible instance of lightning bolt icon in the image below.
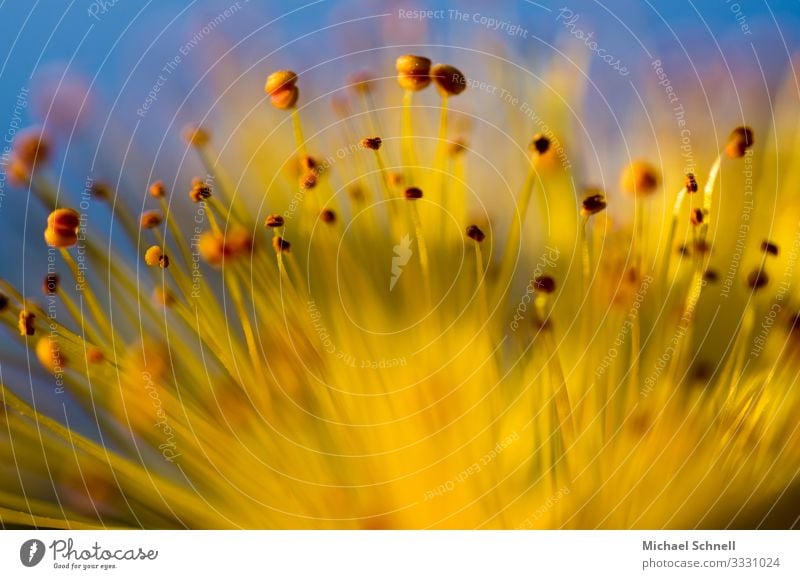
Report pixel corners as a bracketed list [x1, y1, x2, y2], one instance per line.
[389, 234, 413, 291]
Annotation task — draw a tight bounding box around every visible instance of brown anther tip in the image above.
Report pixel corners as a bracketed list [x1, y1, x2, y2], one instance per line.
[13, 128, 50, 168]
[581, 192, 607, 217]
[90, 182, 111, 200]
[300, 172, 318, 189]
[387, 172, 404, 187]
[532, 275, 556, 294]
[693, 239, 711, 255]
[140, 210, 163, 229]
[676, 243, 691, 257]
[18, 310, 35, 336]
[265, 214, 285, 228]
[183, 124, 210, 148]
[396, 54, 432, 91]
[43, 273, 60, 295]
[703, 269, 719, 283]
[348, 185, 365, 202]
[466, 224, 485, 242]
[690, 208, 705, 226]
[265, 70, 299, 109]
[0, 293, 8, 312]
[725, 125, 754, 159]
[746, 269, 768, 290]
[149, 180, 166, 198]
[225, 229, 253, 257]
[786, 312, 800, 333]
[299, 155, 318, 172]
[320, 209, 336, 224]
[272, 236, 291, 253]
[7, 157, 31, 187]
[529, 134, 551, 155]
[360, 137, 382, 150]
[788, 312, 800, 334]
[685, 173, 698, 193]
[621, 160, 660, 196]
[760, 240, 779, 256]
[198, 229, 251, 265]
[348, 71, 373, 94]
[449, 138, 468, 156]
[87, 347, 105, 364]
[404, 186, 423, 200]
[431, 63, 466, 97]
[189, 182, 212, 202]
[153, 287, 175, 307]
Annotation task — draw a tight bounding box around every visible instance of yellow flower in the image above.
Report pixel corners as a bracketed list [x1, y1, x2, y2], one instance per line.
[0, 49, 798, 532]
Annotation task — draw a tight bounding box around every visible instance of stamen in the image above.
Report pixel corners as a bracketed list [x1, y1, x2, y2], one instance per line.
[621, 160, 660, 196]
[183, 123, 211, 149]
[760, 240, 779, 256]
[18, 310, 35, 336]
[725, 126, 754, 159]
[264, 70, 299, 110]
[395, 55, 432, 92]
[320, 209, 336, 224]
[466, 224, 485, 242]
[140, 211, 163, 229]
[360, 137, 382, 150]
[431, 64, 466, 97]
[145, 246, 169, 269]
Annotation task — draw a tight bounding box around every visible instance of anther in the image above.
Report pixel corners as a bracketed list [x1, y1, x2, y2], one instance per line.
[13, 128, 49, 168]
[36, 338, 66, 373]
[189, 182, 212, 202]
[725, 126, 754, 159]
[529, 134, 551, 155]
[532, 275, 556, 294]
[466, 224, 485, 242]
[264, 70, 299, 109]
[685, 173, 698, 193]
[265, 214, 285, 228]
[140, 211, 163, 229]
[621, 161, 660, 196]
[45, 208, 81, 248]
[145, 246, 169, 268]
[149, 180, 166, 198]
[43, 273, 60, 295]
[360, 137, 382, 150]
[581, 191, 607, 217]
[183, 124, 211, 148]
[404, 186, 423, 200]
[746, 269, 768, 290]
[395, 55, 432, 91]
[18, 310, 35, 336]
[272, 236, 291, 253]
[431, 64, 466, 97]
[760, 240, 779, 256]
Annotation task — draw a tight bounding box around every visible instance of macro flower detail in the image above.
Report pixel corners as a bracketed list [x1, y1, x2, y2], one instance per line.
[1, 4, 799, 537]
